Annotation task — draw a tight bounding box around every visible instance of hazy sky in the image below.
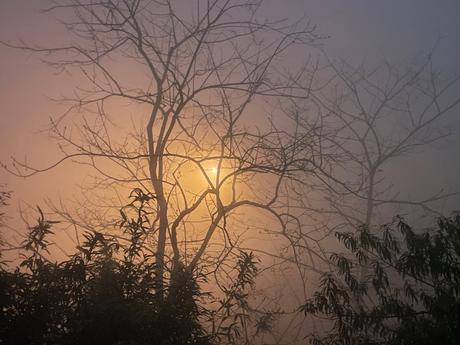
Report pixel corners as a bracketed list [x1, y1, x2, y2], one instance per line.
[1, 0, 460, 209]
[1, 3, 459, 341]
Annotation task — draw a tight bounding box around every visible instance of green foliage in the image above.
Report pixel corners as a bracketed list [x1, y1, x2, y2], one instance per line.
[301, 214, 460, 345]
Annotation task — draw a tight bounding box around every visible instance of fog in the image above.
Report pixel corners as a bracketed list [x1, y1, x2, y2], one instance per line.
[1, 1, 460, 344]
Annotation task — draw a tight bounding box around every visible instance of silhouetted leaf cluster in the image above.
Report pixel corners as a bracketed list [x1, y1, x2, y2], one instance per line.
[0, 186, 11, 264]
[210, 250, 259, 343]
[302, 214, 460, 345]
[0, 191, 215, 345]
[0, 186, 10, 228]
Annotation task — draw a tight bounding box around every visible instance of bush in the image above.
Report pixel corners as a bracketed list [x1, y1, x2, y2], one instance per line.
[301, 214, 460, 345]
[0, 188, 261, 345]
[0, 197, 212, 345]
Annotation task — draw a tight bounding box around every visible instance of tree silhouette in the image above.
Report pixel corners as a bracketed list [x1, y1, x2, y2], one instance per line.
[1, 0, 325, 304]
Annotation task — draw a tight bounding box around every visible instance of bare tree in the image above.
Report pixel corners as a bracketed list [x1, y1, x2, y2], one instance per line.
[285, 50, 460, 295]
[1, 1, 329, 342]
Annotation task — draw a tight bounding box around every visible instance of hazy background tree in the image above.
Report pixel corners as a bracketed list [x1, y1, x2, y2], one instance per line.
[280, 49, 460, 296]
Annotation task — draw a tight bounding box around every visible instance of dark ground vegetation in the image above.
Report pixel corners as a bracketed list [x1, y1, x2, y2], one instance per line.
[1, 187, 460, 344]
